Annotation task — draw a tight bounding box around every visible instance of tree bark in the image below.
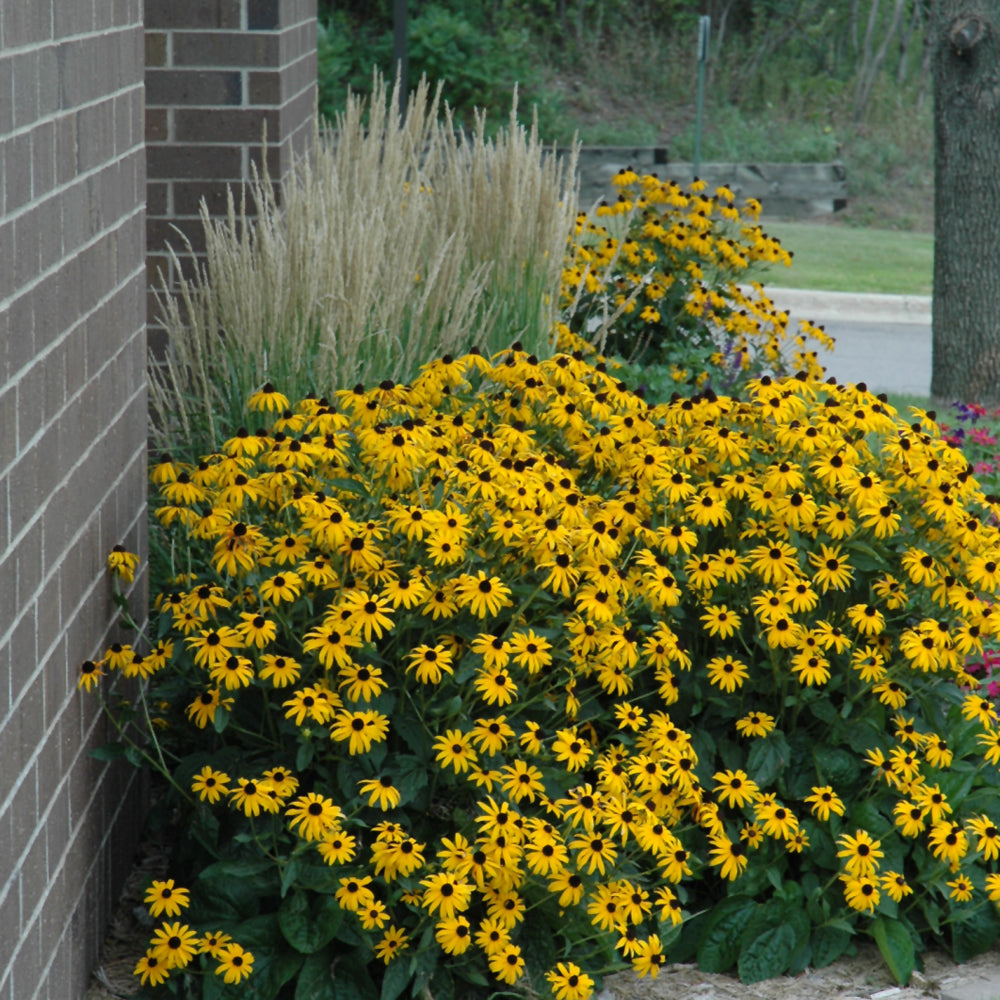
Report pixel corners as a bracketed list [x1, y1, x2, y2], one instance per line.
[931, 0, 1000, 402]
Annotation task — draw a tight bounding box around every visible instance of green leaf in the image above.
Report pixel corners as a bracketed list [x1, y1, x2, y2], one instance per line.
[279, 890, 343, 954]
[296, 739, 315, 772]
[738, 924, 797, 983]
[379, 957, 411, 1000]
[746, 731, 791, 787]
[295, 952, 337, 1000]
[90, 741, 127, 762]
[213, 705, 231, 733]
[952, 905, 1000, 963]
[872, 917, 915, 985]
[233, 913, 304, 999]
[811, 925, 852, 968]
[697, 896, 757, 973]
[331, 953, 379, 1000]
[814, 745, 860, 788]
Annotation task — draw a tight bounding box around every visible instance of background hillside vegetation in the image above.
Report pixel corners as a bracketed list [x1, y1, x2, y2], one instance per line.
[317, 0, 935, 231]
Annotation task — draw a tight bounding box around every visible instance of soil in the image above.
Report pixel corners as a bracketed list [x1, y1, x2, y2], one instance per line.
[86, 837, 1000, 1000]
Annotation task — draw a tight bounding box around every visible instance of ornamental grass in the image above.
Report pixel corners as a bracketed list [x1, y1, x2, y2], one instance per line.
[90, 344, 1000, 995]
[149, 73, 578, 461]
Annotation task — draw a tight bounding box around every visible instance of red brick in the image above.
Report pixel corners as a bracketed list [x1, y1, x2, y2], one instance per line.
[146, 69, 243, 108]
[147, 142, 243, 180]
[145, 0, 242, 31]
[174, 106, 278, 143]
[249, 0, 280, 30]
[248, 70, 281, 105]
[145, 31, 168, 68]
[174, 31, 279, 68]
[172, 178, 243, 216]
[146, 109, 169, 146]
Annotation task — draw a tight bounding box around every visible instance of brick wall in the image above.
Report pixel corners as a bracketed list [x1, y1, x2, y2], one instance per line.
[0, 2, 148, 998]
[145, 0, 317, 345]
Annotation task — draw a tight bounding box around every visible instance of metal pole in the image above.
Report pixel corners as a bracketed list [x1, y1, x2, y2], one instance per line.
[693, 15, 710, 178]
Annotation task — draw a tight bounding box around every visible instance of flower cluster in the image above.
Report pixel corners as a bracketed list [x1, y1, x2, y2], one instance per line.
[560, 171, 834, 390]
[132, 879, 253, 987]
[88, 353, 1000, 993]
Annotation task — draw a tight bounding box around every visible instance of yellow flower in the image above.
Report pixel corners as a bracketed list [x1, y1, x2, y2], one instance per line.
[214, 943, 254, 984]
[804, 785, 845, 821]
[107, 545, 139, 583]
[144, 880, 190, 918]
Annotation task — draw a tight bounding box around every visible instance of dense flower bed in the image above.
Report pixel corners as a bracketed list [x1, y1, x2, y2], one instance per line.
[559, 170, 834, 389]
[88, 348, 1000, 995]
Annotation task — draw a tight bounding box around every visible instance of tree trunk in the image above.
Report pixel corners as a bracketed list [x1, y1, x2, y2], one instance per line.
[931, 0, 1000, 402]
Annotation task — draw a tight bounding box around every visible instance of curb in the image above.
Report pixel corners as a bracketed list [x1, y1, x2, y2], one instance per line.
[747, 285, 932, 325]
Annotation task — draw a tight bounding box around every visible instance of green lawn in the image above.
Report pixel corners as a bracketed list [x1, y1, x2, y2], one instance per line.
[755, 221, 934, 296]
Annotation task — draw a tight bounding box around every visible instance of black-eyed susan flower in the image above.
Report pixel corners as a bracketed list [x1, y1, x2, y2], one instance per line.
[552, 728, 592, 772]
[186, 688, 231, 729]
[191, 766, 230, 804]
[488, 942, 525, 984]
[708, 835, 748, 880]
[420, 872, 473, 919]
[337, 662, 387, 702]
[107, 545, 139, 583]
[433, 729, 478, 773]
[257, 653, 300, 688]
[150, 921, 199, 969]
[735, 710, 776, 738]
[133, 950, 170, 986]
[358, 775, 401, 810]
[842, 874, 880, 913]
[214, 943, 254, 984]
[928, 820, 969, 867]
[229, 777, 276, 817]
[509, 629, 553, 674]
[197, 931, 232, 959]
[144, 880, 190, 918]
[967, 814, 1000, 861]
[948, 874, 975, 902]
[435, 915, 473, 955]
[631, 934, 665, 979]
[247, 382, 289, 413]
[406, 643, 453, 684]
[837, 829, 884, 878]
[712, 769, 759, 809]
[78, 660, 105, 692]
[286, 792, 341, 841]
[756, 801, 799, 841]
[880, 871, 913, 902]
[705, 654, 749, 693]
[804, 785, 845, 821]
[700, 603, 742, 639]
[330, 709, 389, 755]
[371, 835, 425, 880]
[334, 875, 376, 912]
[474, 667, 517, 706]
[500, 759, 546, 803]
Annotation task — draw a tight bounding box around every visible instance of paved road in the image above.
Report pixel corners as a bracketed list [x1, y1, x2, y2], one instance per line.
[762, 286, 934, 398]
[805, 319, 931, 397]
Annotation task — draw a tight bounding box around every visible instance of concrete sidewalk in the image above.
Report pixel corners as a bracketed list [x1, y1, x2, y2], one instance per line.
[762, 285, 931, 325]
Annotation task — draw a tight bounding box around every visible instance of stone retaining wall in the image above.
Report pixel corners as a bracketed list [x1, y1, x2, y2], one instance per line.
[564, 146, 847, 217]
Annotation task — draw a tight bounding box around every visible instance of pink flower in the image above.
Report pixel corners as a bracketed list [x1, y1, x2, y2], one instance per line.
[970, 428, 997, 446]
